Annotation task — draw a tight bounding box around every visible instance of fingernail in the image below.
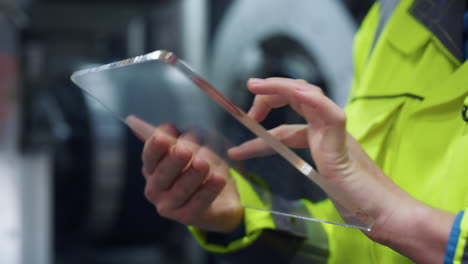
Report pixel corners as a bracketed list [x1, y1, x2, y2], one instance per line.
[173, 145, 191, 161]
[249, 78, 264, 85]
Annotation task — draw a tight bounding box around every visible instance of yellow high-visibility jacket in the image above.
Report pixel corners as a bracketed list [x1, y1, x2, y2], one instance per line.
[189, 0, 468, 263]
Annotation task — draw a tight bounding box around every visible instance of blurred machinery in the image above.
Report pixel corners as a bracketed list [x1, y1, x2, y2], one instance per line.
[0, 4, 22, 264]
[4, 0, 373, 264]
[19, 1, 196, 264]
[211, 0, 355, 108]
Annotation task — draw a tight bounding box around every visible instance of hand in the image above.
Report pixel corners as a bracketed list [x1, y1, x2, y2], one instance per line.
[126, 116, 244, 234]
[229, 78, 404, 228]
[228, 78, 455, 263]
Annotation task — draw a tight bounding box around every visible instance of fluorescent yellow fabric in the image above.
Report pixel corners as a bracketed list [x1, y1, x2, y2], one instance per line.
[340, 0, 468, 263]
[188, 169, 275, 253]
[453, 214, 468, 264]
[191, 0, 468, 262]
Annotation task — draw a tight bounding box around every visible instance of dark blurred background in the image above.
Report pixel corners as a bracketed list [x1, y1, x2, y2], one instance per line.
[0, 0, 373, 263]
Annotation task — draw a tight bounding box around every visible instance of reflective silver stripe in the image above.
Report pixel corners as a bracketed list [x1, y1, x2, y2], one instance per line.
[296, 208, 329, 264]
[246, 176, 329, 263]
[270, 199, 308, 238]
[270, 197, 329, 263]
[410, 0, 467, 62]
[245, 174, 308, 237]
[369, 0, 402, 56]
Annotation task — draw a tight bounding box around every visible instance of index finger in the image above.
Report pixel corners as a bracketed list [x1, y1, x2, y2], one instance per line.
[142, 130, 177, 177]
[248, 77, 318, 96]
[246, 78, 318, 121]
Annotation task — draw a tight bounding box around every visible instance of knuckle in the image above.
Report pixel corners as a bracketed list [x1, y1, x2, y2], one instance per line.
[198, 146, 210, 156]
[141, 167, 150, 178]
[156, 203, 171, 218]
[315, 86, 324, 95]
[334, 111, 347, 126]
[143, 184, 160, 205]
[301, 85, 324, 100]
[144, 185, 156, 202]
[177, 211, 195, 226]
[148, 134, 158, 148]
[152, 172, 165, 186]
[255, 95, 266, 105]
[158, 123, 178, 136]
[309, 89, 323, 99]
[172, 184, 191, 200]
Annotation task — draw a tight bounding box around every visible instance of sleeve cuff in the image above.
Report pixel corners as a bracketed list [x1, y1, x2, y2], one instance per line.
[444, 210, 468, 264]
[187, 169, 275, 253]
[205, 221, 246, 246]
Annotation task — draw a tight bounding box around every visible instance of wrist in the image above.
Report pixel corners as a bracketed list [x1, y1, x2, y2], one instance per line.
[369, 196, 455, 263]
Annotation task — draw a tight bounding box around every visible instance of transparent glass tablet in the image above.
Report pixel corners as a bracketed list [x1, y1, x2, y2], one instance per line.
[71, 50, 374, 230]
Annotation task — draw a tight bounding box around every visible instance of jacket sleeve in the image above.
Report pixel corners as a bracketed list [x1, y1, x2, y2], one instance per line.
[444, 210, 468, 264]
[187, 169, 330, 264]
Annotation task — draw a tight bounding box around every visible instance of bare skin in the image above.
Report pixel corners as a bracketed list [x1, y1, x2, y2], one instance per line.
[130, 77, 455, 263]
[126, 117, 243, 234]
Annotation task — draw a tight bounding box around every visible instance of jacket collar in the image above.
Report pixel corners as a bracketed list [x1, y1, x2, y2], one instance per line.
[409, 0, 466, 62]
